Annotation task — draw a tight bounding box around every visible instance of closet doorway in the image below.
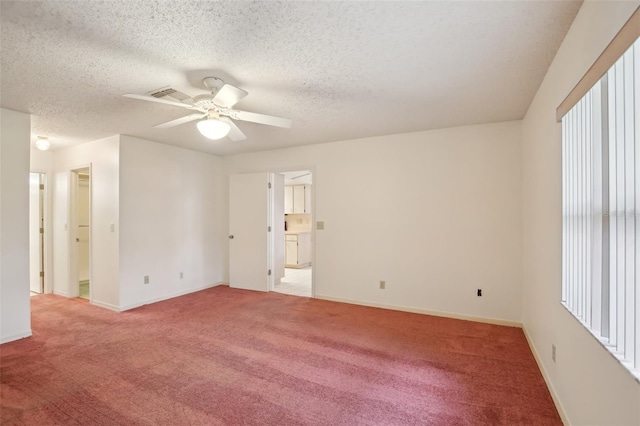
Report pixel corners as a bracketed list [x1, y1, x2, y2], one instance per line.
[71, 167, 91, 300]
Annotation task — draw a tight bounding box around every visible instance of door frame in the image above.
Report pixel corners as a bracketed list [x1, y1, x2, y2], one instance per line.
[28, 171, 47, 293]
[69, 165, 92, 300]
[270, 167, 315, 298]
[30, 170, 52, 293]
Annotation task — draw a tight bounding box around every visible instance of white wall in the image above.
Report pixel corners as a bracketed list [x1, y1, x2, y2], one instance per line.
[0, 108, 32, 343]
[31, 149, 53, 172]
[118, 135, 226, 310]
[52, 136, 120, 310]
[521, 2, 640, 425]
[224, 121, 523, 324]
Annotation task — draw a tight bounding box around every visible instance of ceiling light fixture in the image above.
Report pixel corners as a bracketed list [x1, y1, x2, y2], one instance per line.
[35, 136, 51, 151]
[196, 111, 230, 140]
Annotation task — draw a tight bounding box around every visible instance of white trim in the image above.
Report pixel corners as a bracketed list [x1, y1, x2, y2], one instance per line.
[53, 289, 70, 297]
[314, 294, 521, 328]
[90, 299, 120, 312]
[522, 325, 570, 426]
[1, 329, 33, 344]
[119, 282, 227, 311]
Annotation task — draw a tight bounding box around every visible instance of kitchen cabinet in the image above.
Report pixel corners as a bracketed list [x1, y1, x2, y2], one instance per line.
[284, 185, 311, 214]
[284, 186, 294, 214]
[285, 232, 311, 268]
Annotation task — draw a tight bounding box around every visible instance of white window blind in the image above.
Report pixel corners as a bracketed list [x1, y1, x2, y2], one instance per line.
[561, 38, 639, 377]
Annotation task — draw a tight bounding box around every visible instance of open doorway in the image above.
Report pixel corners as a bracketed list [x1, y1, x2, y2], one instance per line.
[273, 170, 313, 297]
[71, 167, 91, 300]
[29, 172, 45, 295]
[228, 171, 314, 295]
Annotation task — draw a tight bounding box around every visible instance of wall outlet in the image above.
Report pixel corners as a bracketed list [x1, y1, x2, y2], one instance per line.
[316, 221, 324, 230]
[552, 344, 556, 362]
[379, 280, 386, 290]
[477, 289, 482, 297]
[179, 272, 183, 279]
[144, 275, 150, 285]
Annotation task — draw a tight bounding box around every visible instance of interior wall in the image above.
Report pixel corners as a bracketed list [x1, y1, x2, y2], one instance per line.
[285, 214, 312, 233]
[521, 2, 640, 425]
[118, 135, 226, 310]
[52, 136, 119, 310]
[224, 121, 523, 324]
[0, 108, 32, 343]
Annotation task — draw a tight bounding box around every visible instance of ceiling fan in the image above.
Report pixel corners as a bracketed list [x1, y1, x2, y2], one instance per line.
[123, 77, 292, 141]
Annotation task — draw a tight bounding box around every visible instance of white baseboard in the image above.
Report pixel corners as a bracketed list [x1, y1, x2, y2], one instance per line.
[522, 325, 569, 425]
[53, 289, 69, 297]
[1, 329, 32, 344]
[314, 294, 522, 328]
[120, 282, 227, 311]
[90, 299, 120, 312]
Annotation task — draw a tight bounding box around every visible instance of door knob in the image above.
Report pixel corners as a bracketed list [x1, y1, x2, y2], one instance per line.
[76, 238, 80, 242]
[228, 235, 234, 239]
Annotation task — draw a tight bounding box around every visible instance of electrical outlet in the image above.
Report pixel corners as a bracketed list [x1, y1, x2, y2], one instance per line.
[179, 272, 183, 279]
[316, 221, 325, 230]
[144, 275, 150, 285]
[379, 280, 385, 290]
[552, 344, 556, 362]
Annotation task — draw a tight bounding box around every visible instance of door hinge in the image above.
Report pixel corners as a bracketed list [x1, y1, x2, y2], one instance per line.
[40, 227, 44, 234]
[40, 271, 44, 278]
[268, 226, 271, 232]
[39, 184, 44, 190]
[268, 269, 272, 276]
[268, 182, 272, 189]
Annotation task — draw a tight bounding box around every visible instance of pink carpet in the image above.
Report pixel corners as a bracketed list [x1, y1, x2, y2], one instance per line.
[1, 286, 561, 425]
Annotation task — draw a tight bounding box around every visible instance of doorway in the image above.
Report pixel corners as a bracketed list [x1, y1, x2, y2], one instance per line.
[29, 172, 45, 294]
[227, 171, 314, 297]
[71, 167, 91, 300]
[273, 170, 313, 298]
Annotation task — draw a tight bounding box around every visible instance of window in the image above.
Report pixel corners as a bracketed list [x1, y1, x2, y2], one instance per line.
[561, 36, 639, 378]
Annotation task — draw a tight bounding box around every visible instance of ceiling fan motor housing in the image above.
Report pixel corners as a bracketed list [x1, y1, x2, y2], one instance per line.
[202, 77, 225, 94]
[193, 94, 219, 111]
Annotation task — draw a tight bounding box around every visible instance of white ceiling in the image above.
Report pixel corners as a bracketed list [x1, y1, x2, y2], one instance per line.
[281, 171, 312, 186]
[1, 1, 582, 156]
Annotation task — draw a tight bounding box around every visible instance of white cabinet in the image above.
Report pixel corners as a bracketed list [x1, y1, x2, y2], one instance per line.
[285, 232, 311, 268]
[284, 186, 294, 214]
[284, 185, 311, 214]
[293, 185, 305, 213]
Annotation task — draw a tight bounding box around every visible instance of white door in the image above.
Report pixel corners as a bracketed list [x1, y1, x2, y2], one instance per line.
[229, 173, 270, 291]
[29, 173, 43, 293]
[273, 174, 285, 285]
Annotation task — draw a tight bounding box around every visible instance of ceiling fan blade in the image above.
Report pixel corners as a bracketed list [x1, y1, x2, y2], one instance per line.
[123, 94, 193, 109]
[212, 84, 248, 108]
[220, 117, 247, 142]
[153, 113, 206, 129]
[230, 110, 292, 128]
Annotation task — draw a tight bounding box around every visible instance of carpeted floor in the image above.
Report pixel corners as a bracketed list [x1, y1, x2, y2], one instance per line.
[1, 286, 561, 425]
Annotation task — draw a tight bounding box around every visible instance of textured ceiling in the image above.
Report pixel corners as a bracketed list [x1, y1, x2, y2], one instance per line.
[1, 1, 582, 156]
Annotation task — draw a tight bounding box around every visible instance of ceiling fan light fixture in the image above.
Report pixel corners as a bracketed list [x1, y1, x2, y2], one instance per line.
[196, 112, 231, 140]
[35, 136, 51, 151]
